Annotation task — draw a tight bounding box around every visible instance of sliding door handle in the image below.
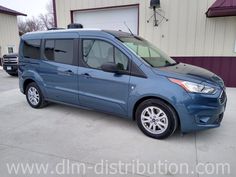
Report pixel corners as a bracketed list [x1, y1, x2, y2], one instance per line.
[66, 70, 73, 73]
[81, 73, 91, 78]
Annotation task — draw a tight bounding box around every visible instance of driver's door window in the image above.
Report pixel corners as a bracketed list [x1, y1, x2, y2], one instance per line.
[82, 39, 129, 71]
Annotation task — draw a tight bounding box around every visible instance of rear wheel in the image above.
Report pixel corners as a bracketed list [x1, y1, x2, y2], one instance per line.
[136, 99, 178, 139]
[26, 82, 47, 108]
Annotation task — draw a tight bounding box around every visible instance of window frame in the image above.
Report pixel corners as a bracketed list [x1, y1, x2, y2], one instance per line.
[80, 38, 131, 74]
[42, 38, 78, 66]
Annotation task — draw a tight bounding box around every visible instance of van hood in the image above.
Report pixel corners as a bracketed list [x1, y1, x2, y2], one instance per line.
[153, 63, 224, 88]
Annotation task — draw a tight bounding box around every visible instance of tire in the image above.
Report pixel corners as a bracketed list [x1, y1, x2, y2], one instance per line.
[136, 99, 178, 139]
[25, 82, 47, 108]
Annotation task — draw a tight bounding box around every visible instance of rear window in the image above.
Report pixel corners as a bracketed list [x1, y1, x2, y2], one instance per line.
[44, 39, 74, 65]
[23, 40, 41, 59]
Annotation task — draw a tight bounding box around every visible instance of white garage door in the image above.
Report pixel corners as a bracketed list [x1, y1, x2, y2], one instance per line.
[73, 6, 138, 34]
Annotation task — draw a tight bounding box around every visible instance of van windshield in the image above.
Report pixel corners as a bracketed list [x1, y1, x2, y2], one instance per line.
[119, 37, 178, 68]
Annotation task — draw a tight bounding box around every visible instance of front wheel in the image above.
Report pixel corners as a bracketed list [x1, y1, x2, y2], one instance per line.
[136, 99, 178, 139]
[26, 82, 47, 108]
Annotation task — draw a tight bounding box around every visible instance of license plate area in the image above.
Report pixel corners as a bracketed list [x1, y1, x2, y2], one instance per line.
[6, 66, 12, 70]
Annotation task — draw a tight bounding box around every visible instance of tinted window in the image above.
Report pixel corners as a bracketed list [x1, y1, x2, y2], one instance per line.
[44, 39, 74, 65]
[23, 40, 41, 59]
[114, 48, 128, 70]
[83, 39, 129, 70]
[44, 40, 54, 60]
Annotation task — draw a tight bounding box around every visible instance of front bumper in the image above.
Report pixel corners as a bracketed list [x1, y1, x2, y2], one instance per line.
[3, 64, 18, 74]
[177, 90, 227, 133]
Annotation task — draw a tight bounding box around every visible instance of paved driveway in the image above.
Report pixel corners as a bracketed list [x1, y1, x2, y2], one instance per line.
[0, 69, 235, 177]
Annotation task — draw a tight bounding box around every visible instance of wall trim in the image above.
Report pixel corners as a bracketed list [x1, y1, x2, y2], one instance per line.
[70, 4, 140, 34]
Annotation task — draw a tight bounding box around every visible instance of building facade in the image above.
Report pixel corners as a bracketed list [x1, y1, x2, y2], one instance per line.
[0, 5, 26, 60]
[53, 0, 236, 86]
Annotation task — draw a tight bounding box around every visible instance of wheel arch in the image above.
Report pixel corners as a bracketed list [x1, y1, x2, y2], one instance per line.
[23, 79, 36, 94]
[132, 96, 181, 128]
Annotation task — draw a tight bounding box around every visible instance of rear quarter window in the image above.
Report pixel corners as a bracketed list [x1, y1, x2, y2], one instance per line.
[23, 40, 41, 59]
[44, 39, 74, 65]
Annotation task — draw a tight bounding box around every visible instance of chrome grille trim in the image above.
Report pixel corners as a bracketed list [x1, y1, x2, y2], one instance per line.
[3, 57, 18, 63]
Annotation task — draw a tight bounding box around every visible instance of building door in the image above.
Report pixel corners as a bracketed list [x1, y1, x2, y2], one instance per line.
[72, 5, 139, 34]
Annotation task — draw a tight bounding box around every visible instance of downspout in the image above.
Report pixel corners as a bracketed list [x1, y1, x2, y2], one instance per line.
[52, 0, 57, 27]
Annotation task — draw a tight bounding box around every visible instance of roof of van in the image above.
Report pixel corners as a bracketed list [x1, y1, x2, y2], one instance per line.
[21, 29, 133, 40]
[104, 30, 134, 38]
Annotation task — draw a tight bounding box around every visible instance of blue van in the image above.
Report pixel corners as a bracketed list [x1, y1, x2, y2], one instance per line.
[18, 29, 227, 139]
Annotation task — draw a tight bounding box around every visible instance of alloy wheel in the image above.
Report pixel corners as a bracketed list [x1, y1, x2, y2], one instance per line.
[141, 106, 169, 134]
[27, 87, 40, 106]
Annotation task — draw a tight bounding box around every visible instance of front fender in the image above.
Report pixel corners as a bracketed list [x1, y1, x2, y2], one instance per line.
[127, 75, 191, 121]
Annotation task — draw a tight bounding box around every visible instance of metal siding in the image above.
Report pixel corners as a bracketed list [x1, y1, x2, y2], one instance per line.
[55, 0, 236, 56]
[0, 13, 19, 57]
[195, 0, 208, 56]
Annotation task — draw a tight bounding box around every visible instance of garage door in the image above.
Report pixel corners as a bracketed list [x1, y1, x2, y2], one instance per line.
[72, 5, 139, 34]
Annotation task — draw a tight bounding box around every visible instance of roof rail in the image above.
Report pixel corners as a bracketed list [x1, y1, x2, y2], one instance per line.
[48, 27, 65, 30]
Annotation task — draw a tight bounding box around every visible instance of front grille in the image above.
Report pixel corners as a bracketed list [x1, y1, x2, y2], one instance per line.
[219, 91, 226, 104]
[3, 57, 17, 63]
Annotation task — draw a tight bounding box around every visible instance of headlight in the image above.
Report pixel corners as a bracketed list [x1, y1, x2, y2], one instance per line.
[169, 78, 216, 94]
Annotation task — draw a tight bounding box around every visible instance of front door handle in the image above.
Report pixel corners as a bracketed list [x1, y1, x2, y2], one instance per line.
[58, 70, 73, 76]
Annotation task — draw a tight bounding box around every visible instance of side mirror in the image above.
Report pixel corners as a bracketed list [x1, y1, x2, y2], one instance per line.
[101, 62, 119, 73]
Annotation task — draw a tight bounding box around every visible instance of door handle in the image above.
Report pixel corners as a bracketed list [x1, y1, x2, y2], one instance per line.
[65, 70, 73, 73]
[58, 70, 73, 76]
[81, 73, 91, 78]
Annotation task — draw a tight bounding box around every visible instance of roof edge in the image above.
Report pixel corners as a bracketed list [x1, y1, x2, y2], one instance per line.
[206, 0, 236, 18]
[0, 5, 27, 16]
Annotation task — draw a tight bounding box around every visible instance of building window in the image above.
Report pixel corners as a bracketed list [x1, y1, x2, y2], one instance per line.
[8, 47, 14, 54]
[23, 40, 41, 59]
[44, 39, 74, 65]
